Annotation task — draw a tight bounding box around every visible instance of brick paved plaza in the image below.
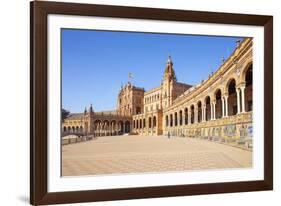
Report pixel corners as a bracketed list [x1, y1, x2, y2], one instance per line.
[62, 135, 252, 176]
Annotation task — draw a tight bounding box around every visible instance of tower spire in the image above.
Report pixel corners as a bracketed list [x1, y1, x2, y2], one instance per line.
[89, 103, 93, 113]
[84, 107, 87, 114]
[163, 55, 177, 82]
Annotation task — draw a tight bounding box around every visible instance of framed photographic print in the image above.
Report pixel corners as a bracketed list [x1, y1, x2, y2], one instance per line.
[30, 1, 273, 205]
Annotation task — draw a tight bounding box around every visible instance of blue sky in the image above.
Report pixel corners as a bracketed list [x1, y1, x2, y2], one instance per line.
[62, 29, 242, 113]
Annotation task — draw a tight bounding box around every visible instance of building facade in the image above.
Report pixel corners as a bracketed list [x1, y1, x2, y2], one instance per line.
[133, 38, 253, 144]
[62, 104, 132, 136]
[63, 38, 253, 144]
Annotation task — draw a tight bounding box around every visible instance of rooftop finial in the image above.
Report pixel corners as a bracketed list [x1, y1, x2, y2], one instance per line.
[222, 56, 225, 63]
[128, 72, 134, 85]
[236, 39, 241, 47]
[167, 55, 172, 64]
[89, 103, 93, 113]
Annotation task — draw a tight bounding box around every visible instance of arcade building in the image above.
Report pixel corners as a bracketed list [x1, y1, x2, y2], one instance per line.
[62, 38, 253, 144]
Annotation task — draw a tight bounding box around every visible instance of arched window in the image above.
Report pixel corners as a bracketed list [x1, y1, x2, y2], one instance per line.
[197, 101, 202, 122]
[184, 108, 188, 125]
[153, 116, 157, 127]
[190, 105, 194, 124]
[179, 110, 183, 125]
[215, 89, 222, 119]
[245, 64, 253, 111]
[205, 96, 211, 121]
[174, 112, 178, 126]
[227, 79, 237, 116]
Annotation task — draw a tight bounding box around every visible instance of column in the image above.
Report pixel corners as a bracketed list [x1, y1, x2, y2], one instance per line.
[222, 97, 225, 117]
[210, 103, 213, 120]
[202, 105, 205, 122]
[213, 101, 216, 120]
[171, 114, 173, 127]
[178, 112, 181, 126]
[240, 85, 246, 113]
[225, 95, 229, 117]
[194, 108, 198, 123]
[236, 88, 241, 114]
[204, 106, 206, 121]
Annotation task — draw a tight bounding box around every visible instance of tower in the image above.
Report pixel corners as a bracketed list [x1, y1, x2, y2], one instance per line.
[162, 55, 177, 108]
[84, 104, 94, 134]
[163, 55, 177, 82]
[117, 82, 144, 116]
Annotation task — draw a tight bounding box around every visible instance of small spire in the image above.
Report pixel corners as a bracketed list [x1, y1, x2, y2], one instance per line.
[222, 56, 225, 63]
[89, 104, 93, 113]
[167, 55, 173, 65]
[236, 39, 241, 47]
[84, 107, 87, 114]
[163, 55, 176, 82]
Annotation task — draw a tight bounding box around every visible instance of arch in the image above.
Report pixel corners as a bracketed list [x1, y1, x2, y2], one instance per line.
[118, 121, 124, 134]
[143, 119, 146, 128]
[174, 112, 178, 126]
[103, 120, 109, 135]
[94, 120, 101, 132]
[179, 110, 183, 125]
[133, 120, 135, 129]
[111, 120, 117, 135]
[224, 76, 238, 93]
[63, 126, 67, 132]
[244, 64, 253, 112]
[72, 126, 75, 133]
[103, 120, 109, 126]
[125, 121, 130, 133]
[136, 119, 139, 129]
[67, 126, 71, 132]
[197, 101, 202, 123]
[184, 107, 188, 125]
[190, 105, 195, 124]
[79, 126, 83, 132]
[165, 115, 169, 127]
[153, 116, 157, 127]
[214, 89, 223, 119]
[240, 60, 253, 82]
[149, 117, 152, 128]
[140, 119, 142, 129]
[170, 114, 173, 127]
[204, 96, 211, 121]
[227, 78, 238, 116]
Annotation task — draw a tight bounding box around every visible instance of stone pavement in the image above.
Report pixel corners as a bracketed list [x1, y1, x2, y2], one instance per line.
[62, 135, 252, 176]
